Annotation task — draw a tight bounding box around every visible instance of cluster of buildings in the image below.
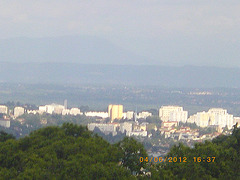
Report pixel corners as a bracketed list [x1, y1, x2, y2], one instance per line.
[0, 103, 153, 129]
[84, 104, 152, 121]
[159, 120, 221, 141]
[33, 103, 82, 116]
[88, 121, 149, 137]
[107, 104, 152, 121]
[89, 105, 239, 139]
[0, 105, 25, 127]
[0, 102, 82, 128]
[1, 103, 239, 157]
[0, 103, 82, 118]
[158, 106, 240, 140]
[87, 104, 153, 137]
[159, 106, 239, 129]
[0, 102, 239, 140]
[0, 105, 25, 118]
[188, 108, 235, 129]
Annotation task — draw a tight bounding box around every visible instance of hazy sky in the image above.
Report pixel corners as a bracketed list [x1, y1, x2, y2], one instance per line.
[0, 1, 240, 67]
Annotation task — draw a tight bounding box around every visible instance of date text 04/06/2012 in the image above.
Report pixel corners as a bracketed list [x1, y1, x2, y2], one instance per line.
[139, 157, 216, 163]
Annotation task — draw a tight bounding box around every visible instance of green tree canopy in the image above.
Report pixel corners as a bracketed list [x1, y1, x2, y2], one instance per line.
[0, 123, 136, 179]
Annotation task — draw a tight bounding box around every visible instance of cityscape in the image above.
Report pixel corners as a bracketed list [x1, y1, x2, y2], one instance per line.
[1, 100, 239, 157]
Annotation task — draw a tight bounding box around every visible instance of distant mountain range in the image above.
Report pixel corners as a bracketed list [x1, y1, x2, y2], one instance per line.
[0, 62, 239, 88]
[0, 36, 147, 65]
[0, 36, 239, 87]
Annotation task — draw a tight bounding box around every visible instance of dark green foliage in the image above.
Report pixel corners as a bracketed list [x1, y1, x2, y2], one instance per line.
[0, 130, 15, 142]
[0, 123, 136, 179]
[146, 116, 161, 124]
[116, 137, 148, 175]
[153, 127, 240, 179]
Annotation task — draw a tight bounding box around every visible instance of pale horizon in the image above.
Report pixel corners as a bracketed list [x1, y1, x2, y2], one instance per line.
[0, 1, 239, 67]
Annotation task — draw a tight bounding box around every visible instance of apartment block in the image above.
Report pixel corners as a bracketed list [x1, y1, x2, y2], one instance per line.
[108, 104, 123, 121]
[159, 106, 187, 122]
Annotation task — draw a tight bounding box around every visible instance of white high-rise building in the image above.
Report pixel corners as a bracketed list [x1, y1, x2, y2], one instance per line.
[159, 106, 188, 122]
[187, 108, 234, 129]
[208, 108, 234, 129]
[0, 105, 8, 114]
[169, 110, 188, 123]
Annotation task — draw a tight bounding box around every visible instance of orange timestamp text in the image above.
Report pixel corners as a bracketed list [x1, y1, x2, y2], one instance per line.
[139, 156, 216, 163]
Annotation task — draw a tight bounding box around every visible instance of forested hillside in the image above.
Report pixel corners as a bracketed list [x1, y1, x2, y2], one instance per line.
[0, 123, 146, 179]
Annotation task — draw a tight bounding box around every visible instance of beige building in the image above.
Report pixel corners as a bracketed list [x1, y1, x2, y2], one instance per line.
[196, 111, 211, 127]
[14, 107, 25, 118]
[69, 108, 81, 116]
[108, 104, 123, 121]
[0, 105, 8, 114]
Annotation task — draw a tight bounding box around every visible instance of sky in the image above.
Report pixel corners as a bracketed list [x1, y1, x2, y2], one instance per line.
[0, 0, 240, 67]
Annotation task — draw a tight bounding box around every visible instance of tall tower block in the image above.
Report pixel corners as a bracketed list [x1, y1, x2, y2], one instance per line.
[108, 104, 123, 121]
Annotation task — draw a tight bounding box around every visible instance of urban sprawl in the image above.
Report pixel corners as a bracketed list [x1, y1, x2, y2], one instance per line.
[0, 103, 239, 155]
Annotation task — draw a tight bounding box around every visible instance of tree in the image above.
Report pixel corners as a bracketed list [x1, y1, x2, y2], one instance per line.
[0, 124, 135, 179]
[0, 131, 15, 142]
[116, 137, 147, 174]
